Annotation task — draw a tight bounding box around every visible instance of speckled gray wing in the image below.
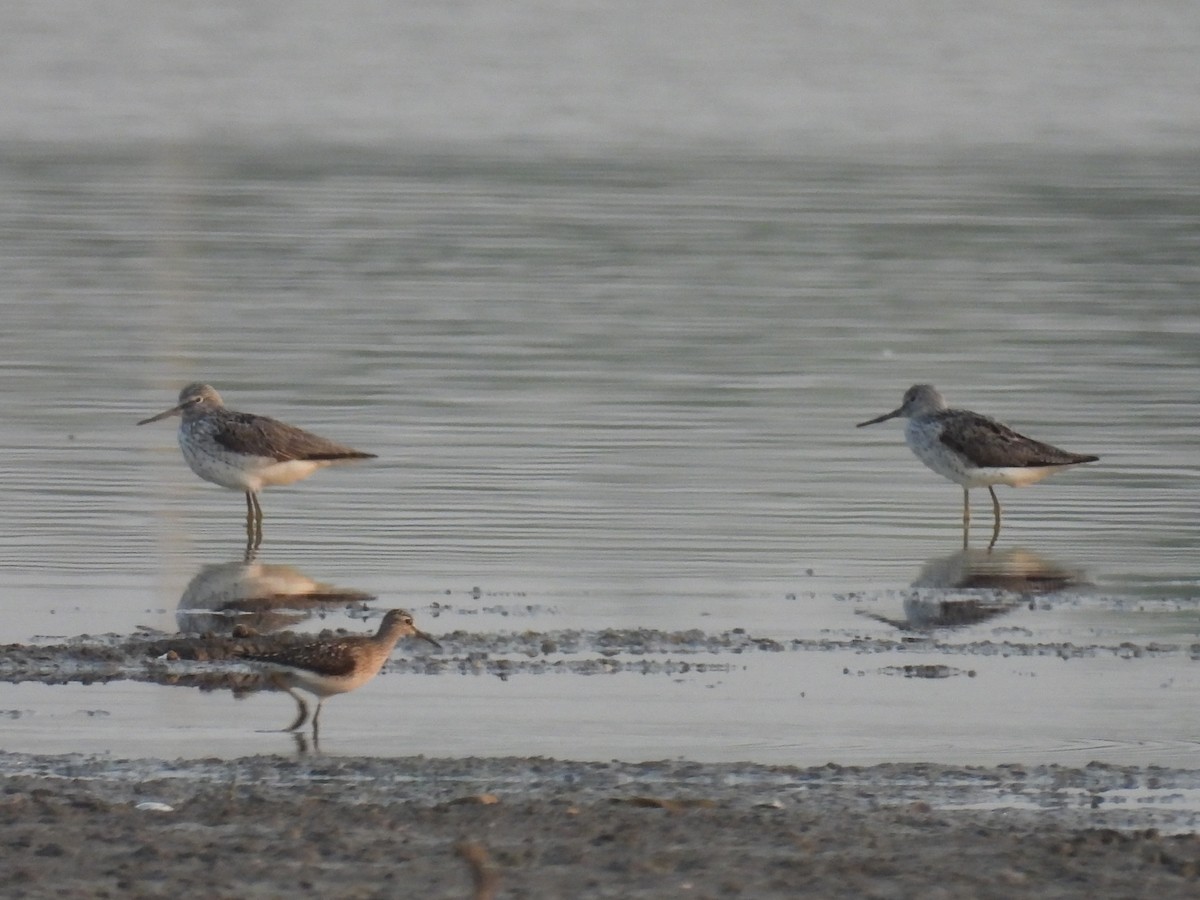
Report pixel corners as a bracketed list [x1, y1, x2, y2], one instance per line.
[244, 641, 361, 678]
[213, 412, 376, 462]
[935, 411, 1099, 469]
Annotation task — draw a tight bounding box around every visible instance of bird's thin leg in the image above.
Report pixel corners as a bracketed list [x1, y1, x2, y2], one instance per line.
[312, 699, 324, 733]
[254, 493, 264, 547]
[987, 486, 1002, 551]
[245, 492, 263, 550]
[244, 493, 256, 547]
[961, 488, 970, 549]
[283, 688, 310, 732]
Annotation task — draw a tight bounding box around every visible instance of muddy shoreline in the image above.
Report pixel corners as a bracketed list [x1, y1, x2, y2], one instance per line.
[2, 751, 1199, 898]
[5, 616, 1196, 690]
[3, 616, 1199, 897]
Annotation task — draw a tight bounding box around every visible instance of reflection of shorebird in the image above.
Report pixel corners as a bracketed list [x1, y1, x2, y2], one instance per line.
[242, 609, 440, 734]
[912, 547, 1087, 594]
[857, 384, 1098, 547]
[859, 593, 1018, 631]
[138, 383, 376, 547]
[176, 559, 374, 635]
[860, 548, 1087, 631]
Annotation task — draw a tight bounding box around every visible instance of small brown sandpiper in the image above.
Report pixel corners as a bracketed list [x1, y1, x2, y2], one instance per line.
[241, 608, 441, 733]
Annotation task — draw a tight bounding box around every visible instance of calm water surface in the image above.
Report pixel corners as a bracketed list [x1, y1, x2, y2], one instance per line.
[3, 149, 1195, 604]
[0, 0, 1198, 766]
[1, 146, 1196, 766]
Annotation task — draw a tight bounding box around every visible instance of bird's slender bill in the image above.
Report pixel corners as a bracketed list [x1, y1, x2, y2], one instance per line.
[414, 628, 442, 650]
[137, 403, 186, 426]
[856, 408, 903, 427]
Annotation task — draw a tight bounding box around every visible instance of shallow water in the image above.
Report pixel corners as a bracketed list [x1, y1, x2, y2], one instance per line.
[4, 584, 1200, 767]
[2, 147, 1197, 767]
[1, 3, 1199, 767]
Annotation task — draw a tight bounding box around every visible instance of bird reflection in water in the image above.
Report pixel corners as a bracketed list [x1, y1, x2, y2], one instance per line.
[240, 609, 441, 747]
[912, 547, 1088, 594]
[861, 547, 1088, 631]
[175, 558, 374, 636]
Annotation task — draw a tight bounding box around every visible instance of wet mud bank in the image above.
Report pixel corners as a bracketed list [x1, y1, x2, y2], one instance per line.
[1, 752, 1199, 898]
[4, 615, 1198, 689]
[2, 611, 1199, 896]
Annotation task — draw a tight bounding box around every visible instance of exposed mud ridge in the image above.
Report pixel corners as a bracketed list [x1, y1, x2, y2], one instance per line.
[2, 624, 1199, 690]
[1, 751, 1199, 898]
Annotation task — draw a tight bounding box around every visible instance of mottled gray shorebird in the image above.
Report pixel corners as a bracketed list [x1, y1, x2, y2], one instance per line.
[241, 609, 440, 734]
[857, 384, 1098, 547]
[138, 383, 376, 546]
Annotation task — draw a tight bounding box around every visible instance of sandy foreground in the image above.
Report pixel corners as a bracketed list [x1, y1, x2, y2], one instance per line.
[1, 751, 1199, 899]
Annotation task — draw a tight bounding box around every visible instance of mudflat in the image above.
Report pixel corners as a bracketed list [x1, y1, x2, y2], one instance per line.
[2, 752, 1199, 899]
[3, 609, 1199, 897]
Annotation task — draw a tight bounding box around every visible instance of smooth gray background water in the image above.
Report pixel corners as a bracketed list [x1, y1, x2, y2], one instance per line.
[0, 2, 1197, 764]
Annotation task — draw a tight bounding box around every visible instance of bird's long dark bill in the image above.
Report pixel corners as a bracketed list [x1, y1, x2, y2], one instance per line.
[856, 408, 903, 428]
[416, 630, 442, 649]
[137, 404, 185, 426]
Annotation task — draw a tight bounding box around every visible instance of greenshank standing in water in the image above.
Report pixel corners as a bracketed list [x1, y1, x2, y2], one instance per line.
[857, 384, 1098, 547]
[138, 383, 376, 547]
